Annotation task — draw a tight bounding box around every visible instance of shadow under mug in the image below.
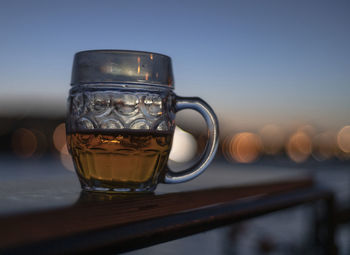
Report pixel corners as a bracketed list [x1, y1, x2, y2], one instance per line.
[66, 50, 219, 192]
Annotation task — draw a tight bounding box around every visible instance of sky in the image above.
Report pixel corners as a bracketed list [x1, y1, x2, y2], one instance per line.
[0, 0, 349, 130]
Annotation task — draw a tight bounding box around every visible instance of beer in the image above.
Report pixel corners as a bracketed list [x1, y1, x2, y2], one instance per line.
[67, 130, 173, 191]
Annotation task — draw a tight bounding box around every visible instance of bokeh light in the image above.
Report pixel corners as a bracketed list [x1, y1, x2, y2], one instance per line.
[53, 123, 66, 152]
[52, 122, 75, 171]
[312, 131, 336, 161]
[11, 128, 37, 158]
[298, 124, 316, 137]
[259, 124, 285, 155]
[31, 129, 48, 158]
[60, 145, 74, 172]
[337, 126, 350, 153]
[227, 132, 262, 163]
[222, 135, 234, 162]
[286, 131, 312, 163]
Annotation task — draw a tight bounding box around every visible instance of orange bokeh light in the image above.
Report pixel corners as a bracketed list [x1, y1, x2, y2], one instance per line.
[286, 131, 312, 163]
[298, 124, 316, 136]
[226, 132, 262, 163]
[53, 123, 75, 171]
[222, 135, 234, 162]
[11, 128, 37, 158]
[53, 123, 66, 152]
[337, 126, 350, 153]
[60, 145, 74, 171]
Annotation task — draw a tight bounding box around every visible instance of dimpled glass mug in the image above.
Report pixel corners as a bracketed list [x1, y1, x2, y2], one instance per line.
[66, 50, 219, 192]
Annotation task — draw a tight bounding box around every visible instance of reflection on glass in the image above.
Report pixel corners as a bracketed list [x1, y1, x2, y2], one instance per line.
[169, 126, 197, 163]
[137, 56, 141, 74]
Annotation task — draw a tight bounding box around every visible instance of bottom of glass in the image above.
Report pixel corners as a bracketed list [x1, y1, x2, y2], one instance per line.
[76, 171, 160, 193]
[80, 182, 157, 193]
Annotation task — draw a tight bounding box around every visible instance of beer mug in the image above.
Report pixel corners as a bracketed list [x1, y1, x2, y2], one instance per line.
[66, 50, 219, 192]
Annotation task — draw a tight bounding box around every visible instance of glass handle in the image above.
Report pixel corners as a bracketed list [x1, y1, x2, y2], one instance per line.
[162, 96, 219, 184]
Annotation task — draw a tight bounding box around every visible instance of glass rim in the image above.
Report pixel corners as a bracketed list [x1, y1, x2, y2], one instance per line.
[71, 49, 174, 88]
[75, 49, 172, 59]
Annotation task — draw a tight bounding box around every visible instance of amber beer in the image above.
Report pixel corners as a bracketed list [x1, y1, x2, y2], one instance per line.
[67, 130, 173, 191]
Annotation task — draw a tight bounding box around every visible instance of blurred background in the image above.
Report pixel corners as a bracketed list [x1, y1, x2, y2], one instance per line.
[0, 0, 350, 166]
[1, 0, 350, 254]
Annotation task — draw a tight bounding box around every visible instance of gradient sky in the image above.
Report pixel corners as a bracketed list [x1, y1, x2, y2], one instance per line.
[0, 0, 349, 129]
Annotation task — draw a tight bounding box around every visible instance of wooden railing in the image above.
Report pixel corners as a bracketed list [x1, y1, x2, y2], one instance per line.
[0, 177, 338, 255]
